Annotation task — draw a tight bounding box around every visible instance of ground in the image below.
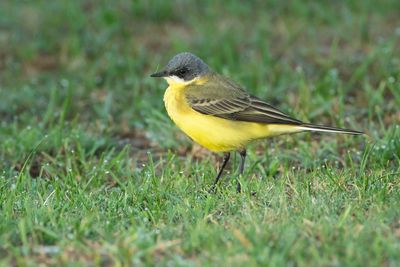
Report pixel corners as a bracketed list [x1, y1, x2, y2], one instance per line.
[0, 1, 399, 266]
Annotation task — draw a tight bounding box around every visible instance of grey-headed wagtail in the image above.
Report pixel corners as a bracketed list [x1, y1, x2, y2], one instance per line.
[151, 52, 363, 192]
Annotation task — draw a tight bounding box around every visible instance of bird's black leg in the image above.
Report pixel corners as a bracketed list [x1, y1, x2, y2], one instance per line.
[209, 152, 230, 191]
[237, 149, 247, 193]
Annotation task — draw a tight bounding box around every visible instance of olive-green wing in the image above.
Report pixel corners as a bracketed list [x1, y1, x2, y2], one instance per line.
[185, 74, 302, 125]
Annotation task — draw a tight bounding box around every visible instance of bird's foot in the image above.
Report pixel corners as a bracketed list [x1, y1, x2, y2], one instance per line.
[208, 184, 217, 194]
[236, 182, 241, 193]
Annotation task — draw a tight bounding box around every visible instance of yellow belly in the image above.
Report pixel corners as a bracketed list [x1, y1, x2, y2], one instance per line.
[163, 85, 300, 152]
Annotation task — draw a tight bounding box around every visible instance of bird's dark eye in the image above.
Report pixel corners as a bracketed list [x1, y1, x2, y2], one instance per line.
[176, 67, 188, 77]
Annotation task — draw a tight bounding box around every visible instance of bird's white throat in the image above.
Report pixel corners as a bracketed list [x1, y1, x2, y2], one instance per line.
[164, 75, 198, 86]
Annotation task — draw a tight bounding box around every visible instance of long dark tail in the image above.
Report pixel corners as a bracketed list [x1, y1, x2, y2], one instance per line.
[297, 123, 364, 135]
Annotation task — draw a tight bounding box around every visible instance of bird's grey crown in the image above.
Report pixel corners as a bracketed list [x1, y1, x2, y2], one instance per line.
[165, 52, 210, 81]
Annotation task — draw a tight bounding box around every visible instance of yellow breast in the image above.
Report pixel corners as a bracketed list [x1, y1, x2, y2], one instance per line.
[163, 80, 275, 152]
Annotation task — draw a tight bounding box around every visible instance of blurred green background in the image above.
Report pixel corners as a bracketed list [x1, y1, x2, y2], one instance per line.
[1, 0, 399, 155]
[0, 0, 399, 266]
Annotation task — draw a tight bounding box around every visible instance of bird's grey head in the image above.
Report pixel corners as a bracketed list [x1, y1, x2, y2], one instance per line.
[150, 52, 210, 82]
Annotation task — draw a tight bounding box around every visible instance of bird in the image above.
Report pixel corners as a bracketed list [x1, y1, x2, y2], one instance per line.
[150, 52, 363, 192]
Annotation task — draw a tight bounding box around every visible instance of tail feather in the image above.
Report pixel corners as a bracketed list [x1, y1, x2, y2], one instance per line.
[297, 123, 364, 135]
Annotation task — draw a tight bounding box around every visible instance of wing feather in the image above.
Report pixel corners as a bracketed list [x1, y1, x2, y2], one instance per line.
[185, 74, 302, 125]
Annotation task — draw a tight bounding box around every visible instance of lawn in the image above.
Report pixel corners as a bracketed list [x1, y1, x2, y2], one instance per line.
[0, 0, 399, 266]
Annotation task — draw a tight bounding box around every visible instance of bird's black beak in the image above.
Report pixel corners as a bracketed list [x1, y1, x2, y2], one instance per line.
[150, 70, 168, 78]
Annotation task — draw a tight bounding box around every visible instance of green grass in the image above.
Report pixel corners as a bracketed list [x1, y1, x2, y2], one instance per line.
[1, 0, 400, 266]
